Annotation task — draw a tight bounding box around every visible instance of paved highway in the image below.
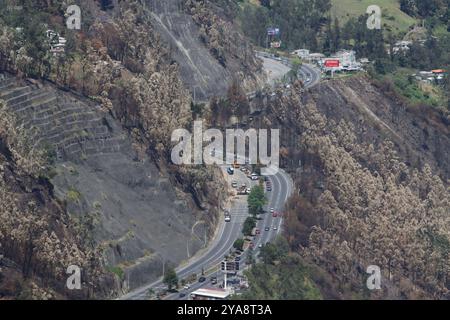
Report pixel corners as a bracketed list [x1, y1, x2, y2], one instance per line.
[121, 52, 313, 301]
[255, 50, 321, 89]
[167, 168, 293, 301]
[121, 165, 293, 300]
[298, 63, 321, 88]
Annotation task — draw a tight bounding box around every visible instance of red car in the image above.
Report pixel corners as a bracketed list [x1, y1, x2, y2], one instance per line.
[249, 242, 255, 249]
[255, 228, 260, 235]
[272, 211, 277, 218]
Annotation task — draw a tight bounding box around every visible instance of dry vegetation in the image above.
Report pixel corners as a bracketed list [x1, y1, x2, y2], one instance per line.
[184, 0, 265, 91]
[0, 100, 111, 299]
[272, 87, 450, 299]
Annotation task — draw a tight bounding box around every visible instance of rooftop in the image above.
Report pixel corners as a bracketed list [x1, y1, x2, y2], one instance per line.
[191, 288, 231, 299]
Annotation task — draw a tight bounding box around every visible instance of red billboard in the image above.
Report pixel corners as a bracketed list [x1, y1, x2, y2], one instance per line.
[324, 59, 340, 68]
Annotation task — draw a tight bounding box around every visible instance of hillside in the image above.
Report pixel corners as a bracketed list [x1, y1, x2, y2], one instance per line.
[330, 0, 418, 34]
[243, 75, 450, 299]
[144, 0, 266, 101]
[0, 0, 259, 298]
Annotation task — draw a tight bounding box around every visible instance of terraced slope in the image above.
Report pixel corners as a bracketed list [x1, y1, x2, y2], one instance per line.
[0, 74, 209, 291]
[0, 74, 127, 162]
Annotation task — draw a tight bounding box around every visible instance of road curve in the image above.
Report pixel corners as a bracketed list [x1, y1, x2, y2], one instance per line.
[121, 167, 293, 300]
[299, 63, 321, 88]
[121, 53, 302, 301]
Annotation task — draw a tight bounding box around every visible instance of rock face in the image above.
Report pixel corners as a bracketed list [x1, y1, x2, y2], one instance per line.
[0, 74, 208, 292]
[144, 0, 265, 101]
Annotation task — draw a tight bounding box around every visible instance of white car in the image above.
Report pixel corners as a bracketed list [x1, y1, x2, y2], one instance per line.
[273, 226, 278, 231]
[270, 208, 275, 213]
[183, 285, 190, 290]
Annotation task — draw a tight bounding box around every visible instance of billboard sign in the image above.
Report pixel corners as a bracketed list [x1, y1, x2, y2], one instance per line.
[324, 59, 340, 68]
[221, 260, 237, 272]
[267, 27, 280, 36]
[270, 41, 281, 48]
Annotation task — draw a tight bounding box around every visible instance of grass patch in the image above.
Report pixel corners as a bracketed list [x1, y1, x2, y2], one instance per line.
[330, 0, 417, 35]
[107, 266, 125, 280]
[66, 187, 81, 202]
[383, 68, 446, 111]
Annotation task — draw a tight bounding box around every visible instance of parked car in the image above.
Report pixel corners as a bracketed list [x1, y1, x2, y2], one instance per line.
[231, 181, 238, 188]
[199, 276, 206, 283]
[235, 256, 241, 262]
[227, 167, 234, 175]
[179, 292, 186, 298]
[211, 277, 217, 285]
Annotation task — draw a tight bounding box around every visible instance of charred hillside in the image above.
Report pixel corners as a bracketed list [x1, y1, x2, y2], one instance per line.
[257, 76, 450, 299]
[0, 0, 258, 298]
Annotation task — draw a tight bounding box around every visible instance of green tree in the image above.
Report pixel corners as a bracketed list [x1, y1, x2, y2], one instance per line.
[247, 185, 266, 217]
[332, 17, 341, 52]
[287, 56, 302, 81]
[242, 217, 257, 236]
[259, 237, 290, 264]
[163, 267, 178, 291]
[233, 238, 245, 251]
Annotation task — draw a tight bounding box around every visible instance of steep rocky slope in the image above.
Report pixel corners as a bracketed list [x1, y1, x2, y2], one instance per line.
[1, 0, 258, 297]
[143, 0, 266, 101]
[0, 73, 220, 296]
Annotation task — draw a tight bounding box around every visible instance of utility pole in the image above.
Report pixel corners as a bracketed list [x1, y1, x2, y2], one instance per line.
[193, 86, 196, 105]
[224, 270, 228, 290]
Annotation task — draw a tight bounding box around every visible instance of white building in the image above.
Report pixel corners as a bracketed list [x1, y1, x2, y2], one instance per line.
[308, 53, 325, 63]
[46, 29, 66, 55]
[334, 50, 359, 70]
[393, 40, 412, 54]
[190, 288, 231, 300]
[291, 49, 310, 59]
[414, 70, 447, 84]
[320, 50, 361, 72]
